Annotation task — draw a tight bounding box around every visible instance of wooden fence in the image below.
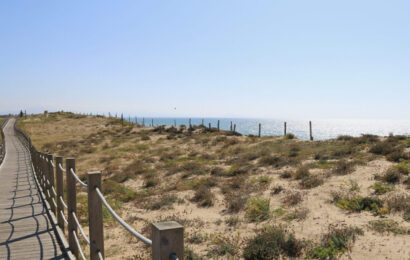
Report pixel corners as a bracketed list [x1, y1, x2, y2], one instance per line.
[0, 118, 9, 165]
[13, 119, 184, 260]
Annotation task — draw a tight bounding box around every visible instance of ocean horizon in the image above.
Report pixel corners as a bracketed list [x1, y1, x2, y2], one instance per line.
[124, 117, 410, 141]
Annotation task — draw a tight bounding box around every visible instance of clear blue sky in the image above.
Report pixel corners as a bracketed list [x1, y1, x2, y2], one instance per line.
[1, 1, 409, 119]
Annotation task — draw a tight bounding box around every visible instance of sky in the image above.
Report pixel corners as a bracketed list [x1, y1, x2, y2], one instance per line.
[0, 1, 409, 119]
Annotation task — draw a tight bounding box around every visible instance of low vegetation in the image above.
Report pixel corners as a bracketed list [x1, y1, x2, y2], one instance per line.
[15, 112, 410, 258]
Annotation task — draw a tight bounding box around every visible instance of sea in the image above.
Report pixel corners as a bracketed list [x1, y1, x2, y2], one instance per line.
[126, 117, 410, 141]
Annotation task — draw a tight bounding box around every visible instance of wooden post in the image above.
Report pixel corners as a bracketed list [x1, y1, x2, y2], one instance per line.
[189, 118, 192, 129]
[142, 118, 145, 127]
[66, 158, 78, 258]
[217, 120, 220, 132]
[208, 123, 211, 130]
[233, 124, 236, 133]
[174, 120, 176, 127]
[152, 221, 184, 260]
[152, 119, 154, 127]
[258, 123, 261, 137]
[309, 121, 313, 141]
[47, 154, 56, 215]
[230, 121, 232, 131]
[87, 172, 104, 260]
[121, 113, 124, 127]
[55, 156, 65, 232]
[284, 122, 287, 136]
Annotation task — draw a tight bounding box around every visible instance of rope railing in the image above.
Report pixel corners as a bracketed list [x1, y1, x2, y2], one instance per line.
[70, 168, 88, 187]
[60, 210, 69, 225]
[59, 196, 68, 209]
[58, 163, 66, 172]
[13, 117, 184, 260]
[72, 230, 87, 260]
[72, 212, 90, 245]
[95, 187, 152, 246]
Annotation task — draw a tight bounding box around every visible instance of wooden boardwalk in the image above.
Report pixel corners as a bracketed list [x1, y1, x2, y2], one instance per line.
[0, 119, 69, 259]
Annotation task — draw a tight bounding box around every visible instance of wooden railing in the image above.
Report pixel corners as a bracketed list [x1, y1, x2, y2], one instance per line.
[14, 119, 184, 260]
[0, 118, 9, 165]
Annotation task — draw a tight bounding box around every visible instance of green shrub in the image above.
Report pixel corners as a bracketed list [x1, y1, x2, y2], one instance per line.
[285, 133, 296, 139]
[295, 166, 310, 180]
[192, 185, 214, 207]
[243, 225, 303, 259]
[369, 142, 395, 155]
[333, 195, 383, 213]
[225, 193, 248, 213]
[259, 155, 282, 167]
[332, 160, 356, 175]
[369, 219, 409, 235]
[370, 182, 394, 195]
[300, 174, 324, 189]
[147, 195, 178, 210]
[246, 198, 271, 222]
[381, 168, 402, 184]
[308, 226, 363, 259]
[386, 151, 408, 162]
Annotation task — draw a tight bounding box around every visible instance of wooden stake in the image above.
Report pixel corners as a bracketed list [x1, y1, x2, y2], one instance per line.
[66, 158, 78, 258]
[309, 121, 313, 141]
[217, 120, 220, 131]
[152, 221, 184, 260]
[284, 122, 287, 136]
[55, 156, 64, 232]
[88, 172, 104, 260]
[258, 123, 261, 137]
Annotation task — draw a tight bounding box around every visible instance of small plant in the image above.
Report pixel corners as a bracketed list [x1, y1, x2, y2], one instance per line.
[285, 133, 296, 139]
[381, 167, 402, 184]
[300, 174, 324, 189]
[333, 193, 384, 214]
[251, 175, 272, 185]
[284, 208, 309, 221]
[243, 225, 303, 259]
[245, 197, 271, 222]
[332, 160, 356, 175]
[369, 219, 409, 235]
[225, 193, 248, 213]
[280, 171, 292, 179]
[192, 185, 215, 207]
[282, 191, 302, 206]
[386, 194, 410, 213]
[147, 195, 178, 210]
[225, 216, 240, 227]
[210, 232, 241, 257]
[308, 226, 363, 259]
[348, 179, 360, 191]
[370, 182, 394, 195]
[295, 166, 310, 180]
[259, 155, 282, 167]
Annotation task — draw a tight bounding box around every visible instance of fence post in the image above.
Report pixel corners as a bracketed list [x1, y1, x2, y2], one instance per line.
[152, 221, 184, 260]
[217, 120, 220, 132]
[208, 123, 211, 130]
[87, 172, 104, 260]
[230, 121, 232, 131]
[152, 119, 154, 127]
[233, 124, 236, 133]
[284, 122, 287, 136]
[189, 118, 191, 129]
[55, 156, 64, 232]
[47, 154, 56, 215]
[309, 121, 313, 141]
[66, 158, 78, 258]
[258, 123, 261, 137]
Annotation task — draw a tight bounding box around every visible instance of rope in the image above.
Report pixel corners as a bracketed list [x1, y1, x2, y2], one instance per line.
[59, 196, 68, 209]
[58, 163, 66, 172]
[70, 168, 88, 187]
[51, 197, 58, 209]
[97, 251, 104, 260]
[51, 186, 57, 197]
[95, 187, 152, 246]
[72, 212, 90, 245]
[60, 210, 68, 225]
[72, 230, 86, 260]
[50, 160, 55, 168]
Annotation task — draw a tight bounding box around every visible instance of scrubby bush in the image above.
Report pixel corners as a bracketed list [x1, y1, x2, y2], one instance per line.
[369, 219, 409, 235]
[192, 185, 214, 207]
[225, 193, 248, 213]
[295, 166, 310, 180]
[282, 191, 302, 206]
[333, 194, 383, 214]
[369, 142, 395, 155]
[245, 198, 271, 222]
[300, 174, 324, 189]
[259, 155, 282, 167]
[147, 195, 178, 210]
[332, 160, 356, 175]
[371, 182, 394, 195]
[381, 168, 402, 184]
[243, 225, 303, 259]
[308, 226, 363, 259]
